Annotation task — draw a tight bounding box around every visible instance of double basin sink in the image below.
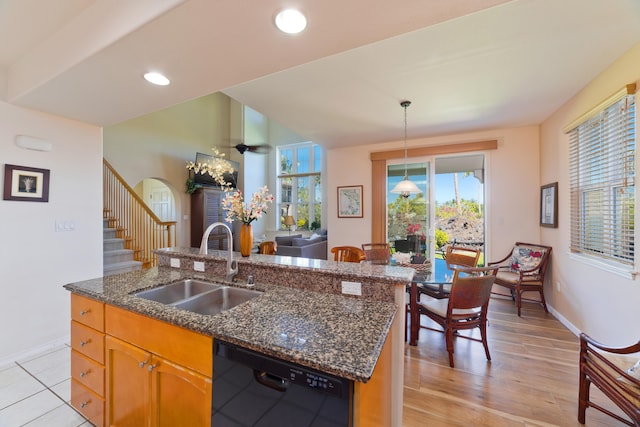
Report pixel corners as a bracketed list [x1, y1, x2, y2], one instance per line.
[133, 279, 262, 315]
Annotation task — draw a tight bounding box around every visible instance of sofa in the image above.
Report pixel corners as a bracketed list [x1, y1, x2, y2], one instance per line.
[275, 233, 328, 260]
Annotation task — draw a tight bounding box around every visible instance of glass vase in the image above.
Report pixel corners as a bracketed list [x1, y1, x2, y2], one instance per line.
[239, 223, 253, 257]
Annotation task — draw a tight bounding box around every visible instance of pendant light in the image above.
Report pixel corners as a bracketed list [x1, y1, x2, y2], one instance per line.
[391, 100, 421, 198]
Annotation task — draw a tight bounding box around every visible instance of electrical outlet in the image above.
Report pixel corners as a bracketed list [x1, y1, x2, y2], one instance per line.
[170, 258, 180, 268]
[194, 261, 205, 272]
[341, 281, 362, 296]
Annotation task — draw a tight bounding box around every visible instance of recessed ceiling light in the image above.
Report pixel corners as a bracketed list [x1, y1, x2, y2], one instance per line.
[275, 9, 307, 34]
[143, 72, 170, 86]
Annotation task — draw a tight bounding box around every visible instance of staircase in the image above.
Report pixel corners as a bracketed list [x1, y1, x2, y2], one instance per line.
[102, 159, 176, 277]
[103, 216, 142, 276]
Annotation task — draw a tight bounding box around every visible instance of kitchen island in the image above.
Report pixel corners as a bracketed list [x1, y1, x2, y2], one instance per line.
[65, 247, 413, 426]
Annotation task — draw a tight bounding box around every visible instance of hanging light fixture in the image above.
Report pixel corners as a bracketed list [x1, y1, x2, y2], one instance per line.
[391, 100, 422, 198]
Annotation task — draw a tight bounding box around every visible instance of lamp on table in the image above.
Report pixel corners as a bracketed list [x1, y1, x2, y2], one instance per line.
[284, 216, 295, 234]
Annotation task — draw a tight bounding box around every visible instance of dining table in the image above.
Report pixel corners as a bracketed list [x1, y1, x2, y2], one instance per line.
[407, 261, 456, 346]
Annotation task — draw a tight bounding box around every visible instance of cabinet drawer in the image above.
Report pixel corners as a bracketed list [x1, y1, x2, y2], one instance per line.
[71, 350, 104, 397]
[71, 321, 105, 364]
[71, 379, 104, 427]
[71, 294, 104, 332]
[106, 304, 212, 376]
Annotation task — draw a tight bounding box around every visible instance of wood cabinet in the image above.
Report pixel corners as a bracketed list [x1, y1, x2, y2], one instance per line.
[70, 294, 105, 427]
[104, 305, 212, 426]
[190, 188, 231, 249]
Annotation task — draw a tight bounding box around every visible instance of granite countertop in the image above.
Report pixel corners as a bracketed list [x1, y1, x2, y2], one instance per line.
[64, 266, 398, 382]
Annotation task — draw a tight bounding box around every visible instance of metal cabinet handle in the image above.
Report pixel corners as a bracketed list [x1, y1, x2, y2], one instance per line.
[80, 370, 89, 378]
[79, 309, 90, 316]
[139, 360, 148, 369]
[148, 364, 157, 372]
[79, 339, 90, 347]
[80, 400, 90, 408]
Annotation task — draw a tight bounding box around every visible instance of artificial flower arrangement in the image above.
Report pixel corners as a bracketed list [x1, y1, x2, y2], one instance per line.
[221, 186, 275, 224]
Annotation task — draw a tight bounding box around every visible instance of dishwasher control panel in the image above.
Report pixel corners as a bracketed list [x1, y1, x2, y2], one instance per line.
[288, 367, 343, 396]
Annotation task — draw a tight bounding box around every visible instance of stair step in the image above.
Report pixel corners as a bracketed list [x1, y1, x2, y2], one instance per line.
[104, 238, 125, 251]
[104, 260, 143, 276]
[103, 228, 118, 239]
[104, 248, 136, 264]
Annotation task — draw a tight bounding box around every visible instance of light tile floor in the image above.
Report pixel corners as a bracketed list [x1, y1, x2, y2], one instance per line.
[0, 345, 89, 427]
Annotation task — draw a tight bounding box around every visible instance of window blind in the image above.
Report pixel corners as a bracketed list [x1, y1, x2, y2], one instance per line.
[568, 92, 635, 266]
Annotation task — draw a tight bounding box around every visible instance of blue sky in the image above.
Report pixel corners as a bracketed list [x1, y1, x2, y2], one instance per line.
[387, 172, 482, 204]
[435, 173, 482, 204]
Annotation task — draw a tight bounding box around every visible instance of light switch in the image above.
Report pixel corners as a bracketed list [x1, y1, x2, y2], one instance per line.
[55, 220, 75, 232]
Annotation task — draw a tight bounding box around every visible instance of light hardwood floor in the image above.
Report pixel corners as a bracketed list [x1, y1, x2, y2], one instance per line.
[403, 296, 630, 427]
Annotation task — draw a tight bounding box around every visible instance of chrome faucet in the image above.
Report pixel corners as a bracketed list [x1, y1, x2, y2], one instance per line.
[199, 222, 238, 282]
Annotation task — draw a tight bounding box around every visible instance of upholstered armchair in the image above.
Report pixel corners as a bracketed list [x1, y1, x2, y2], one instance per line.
[488, 242, 552, 316]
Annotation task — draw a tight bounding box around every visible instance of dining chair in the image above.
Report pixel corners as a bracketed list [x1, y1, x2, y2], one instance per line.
[331, 246, 366, 263]
[361, 243, 391, 265]
[578, 332, 640, 426]
[445, 245, 481, 268]
[415, 266, 498, 367]
[488, 242, 552, 316]
[258, 241, 277, 255]
[416, 245, 481, 301]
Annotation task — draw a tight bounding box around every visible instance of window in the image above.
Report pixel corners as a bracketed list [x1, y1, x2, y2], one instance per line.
[277, 143, 322, 230]
[568, 90, 635, 268]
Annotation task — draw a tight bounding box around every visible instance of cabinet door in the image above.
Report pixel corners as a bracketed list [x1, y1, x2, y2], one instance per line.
[151, 356, 212, 427]
[106, 336, 151, 427]
[191, 188, 229, 250]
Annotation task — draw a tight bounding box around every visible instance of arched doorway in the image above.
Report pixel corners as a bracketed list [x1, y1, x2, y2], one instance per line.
[134, 178, 176, 222]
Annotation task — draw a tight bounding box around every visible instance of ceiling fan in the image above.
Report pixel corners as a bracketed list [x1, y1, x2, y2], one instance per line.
[232, 142, 271, 155]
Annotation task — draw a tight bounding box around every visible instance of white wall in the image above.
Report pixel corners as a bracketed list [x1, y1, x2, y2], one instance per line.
[104, 93, 231, 248]
[0, 101, 102, 364]
[243, 105, 309, 238]
[540, 42, 640, 345]
[326, 126, 541, 263]
[242, 106, 270, 239]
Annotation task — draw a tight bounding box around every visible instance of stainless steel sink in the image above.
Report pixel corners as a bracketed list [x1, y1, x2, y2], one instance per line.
[133, 279, 262, 315]
[133, 279, 223, 304]
[172, 287, 263, 315]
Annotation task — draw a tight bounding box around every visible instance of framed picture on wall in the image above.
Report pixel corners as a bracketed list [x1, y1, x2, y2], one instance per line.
[337, 185, 363, 218]
[3, 164, 50, 202]
[540, 182, 557, 228]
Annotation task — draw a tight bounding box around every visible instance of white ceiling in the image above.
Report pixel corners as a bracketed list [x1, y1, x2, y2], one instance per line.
[2, 0, 640, 149]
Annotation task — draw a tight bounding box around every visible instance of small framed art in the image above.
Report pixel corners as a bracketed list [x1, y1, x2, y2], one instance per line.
[337, 185, 363, 218]
[3, 164, 50, 202]
[540, 182, 557, 228]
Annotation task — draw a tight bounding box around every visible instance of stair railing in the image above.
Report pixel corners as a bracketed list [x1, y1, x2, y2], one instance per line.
[103, 159, 176, 267]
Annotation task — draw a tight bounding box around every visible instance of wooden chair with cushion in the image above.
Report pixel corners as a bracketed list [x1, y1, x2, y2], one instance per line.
[488, 242, 552, 316]
[415, 266, 498, 367]
[258, 241, 277, 255]
[361, 243, 391, 265]
[418, 244, 482, 299]
[445, 245, 481, 268]
[331, 246, 366, 263]
[578, 332, 640, 426]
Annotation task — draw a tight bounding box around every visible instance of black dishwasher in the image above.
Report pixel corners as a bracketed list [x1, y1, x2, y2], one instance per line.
[212, 340, 353, 427]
